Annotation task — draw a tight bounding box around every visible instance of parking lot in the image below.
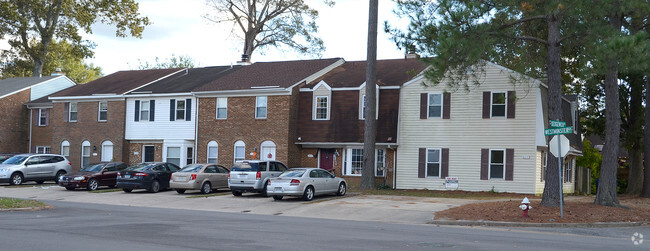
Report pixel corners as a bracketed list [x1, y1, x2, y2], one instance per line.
[0, 182, 478, 224]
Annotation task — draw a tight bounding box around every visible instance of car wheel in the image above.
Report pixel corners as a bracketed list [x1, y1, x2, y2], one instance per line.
[65, 187, 75, 191]
[148, 180, 160, 193]
[232, 190, 242, 196]
[201, 182, 212, 194]
[9, 173, 23, 185]
[273, 195, 283, 201]
[336, 182, 347, 196]
[87, 178, 99, 191]
[123, 188, 133, 193]
[260, 181, 269, 197]
[36, 180, 45, 184]
[302, 186, 314, 201]
[55, 171, 66, 185]
[176, 189, 186, 194]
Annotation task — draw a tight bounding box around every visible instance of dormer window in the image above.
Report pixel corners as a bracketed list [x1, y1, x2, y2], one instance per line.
[314, 96, 329, 120]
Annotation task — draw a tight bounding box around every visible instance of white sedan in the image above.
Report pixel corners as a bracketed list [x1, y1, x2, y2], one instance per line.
[266, 168, 347, 201]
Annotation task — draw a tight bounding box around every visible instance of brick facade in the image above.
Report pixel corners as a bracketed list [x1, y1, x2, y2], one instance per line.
[0, 89, 30, 153]
[30, 108, 53, 152]
[127, 142, 163, 165]
[51, 100, 127, 171]
[197, 93, 298, 168]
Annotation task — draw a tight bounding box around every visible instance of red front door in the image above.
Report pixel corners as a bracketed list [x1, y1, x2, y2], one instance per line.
[319, 149, 334, 171]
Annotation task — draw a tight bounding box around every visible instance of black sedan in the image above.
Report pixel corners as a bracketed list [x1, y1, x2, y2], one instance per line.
[116, 162, 180, 193]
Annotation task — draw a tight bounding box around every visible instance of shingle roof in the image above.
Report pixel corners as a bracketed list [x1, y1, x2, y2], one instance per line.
[194, 58, 342, 92]
[305, 58, 428, 88]
[51, 68, 182, 97]
[132, 66, 242, 93]
[0, 76, 61, 97]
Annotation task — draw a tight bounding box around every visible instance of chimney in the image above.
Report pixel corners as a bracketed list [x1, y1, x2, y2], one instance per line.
[237, 54, 251, 65]
[51, 68, 64, 76]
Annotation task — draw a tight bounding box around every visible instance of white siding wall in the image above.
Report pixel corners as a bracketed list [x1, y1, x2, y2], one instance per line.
[397, 64, 541, 194]
[125, 96, 196, 140]
[31, 77, 75, 101]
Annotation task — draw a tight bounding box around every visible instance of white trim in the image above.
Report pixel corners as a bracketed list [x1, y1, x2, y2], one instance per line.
[125, 92, 193, 98]
[426, 92, 444, 119]
[313, 96, 330, 120]
[301, 85, 402, 92]
[255, 96, 267, 119]
[490, 91, 507, 118]
[142, 145, 155, 162]
[61, 140, 70, 158]
[375, 148, 386, 177]
[69, 102, 78, 122]
[287, 58, 346, 90]
[207, 141, 219, 163]
[425, 148, 442, 178]
[125, 68, 188, 94]
[215, 97, 228, 119]
[101, 140, 114, 162]
[312, 80, 332, 91]
[81, 140, 91, 168]
[192, 89, 291, 97]
[234, 140, 246, 162]
[488, 149, 506, 180]
[49, 96, 125, 101]
[98, 101, 108, 122]
[38, 108, 48, 126]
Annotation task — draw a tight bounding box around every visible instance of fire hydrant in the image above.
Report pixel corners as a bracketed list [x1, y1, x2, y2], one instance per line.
[519, 197, 532, 218]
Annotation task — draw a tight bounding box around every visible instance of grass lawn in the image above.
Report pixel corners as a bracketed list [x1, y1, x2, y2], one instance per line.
[0, 197, 50, 209]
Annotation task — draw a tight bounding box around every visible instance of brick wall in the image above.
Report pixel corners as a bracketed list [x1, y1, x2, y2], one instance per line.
[30, 108, 53, 152]
[0, 89, 30, 153]
[51, 100, 127, 171]
[197, 94, 294, 168]
[127, 142, 163, 165]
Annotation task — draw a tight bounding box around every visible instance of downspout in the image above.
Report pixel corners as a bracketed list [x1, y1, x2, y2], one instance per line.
[194, 97, 199, 163]
[392, 148, 396, 189]
[28, 109, 33, 152]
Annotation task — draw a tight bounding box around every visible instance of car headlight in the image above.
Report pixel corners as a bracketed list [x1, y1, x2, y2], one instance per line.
[73, 176, 85, 181]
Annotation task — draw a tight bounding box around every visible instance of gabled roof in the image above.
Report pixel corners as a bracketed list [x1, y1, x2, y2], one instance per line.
[131, 66, 242, 94]
[304, 58, 428, 88]
[0, 75, 64, 98]
[194, 58, 343, 92]
[51, 68, 182, 97]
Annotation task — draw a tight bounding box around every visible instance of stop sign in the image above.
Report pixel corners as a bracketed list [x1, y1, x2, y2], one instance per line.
[549, 135, 569, 157]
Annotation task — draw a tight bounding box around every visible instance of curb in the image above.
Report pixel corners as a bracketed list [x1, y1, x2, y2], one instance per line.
[428, 220, 648, 228]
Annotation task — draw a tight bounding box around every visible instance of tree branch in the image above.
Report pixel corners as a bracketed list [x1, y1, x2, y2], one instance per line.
[487, 32, 549, 45]
[497, 15, 547, 30]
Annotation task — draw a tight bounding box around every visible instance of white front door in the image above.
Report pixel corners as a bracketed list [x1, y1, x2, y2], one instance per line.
[261, 146, 276, 161]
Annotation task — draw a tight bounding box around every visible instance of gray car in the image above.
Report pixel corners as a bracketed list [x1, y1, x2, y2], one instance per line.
[228, 160, 288, 196]
[267, 168, 347, 201]
[170, 164, 230, 194]
[0, 153, 72, 185]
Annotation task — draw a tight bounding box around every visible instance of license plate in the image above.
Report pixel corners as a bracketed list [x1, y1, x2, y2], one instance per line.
[274, 187, 282, 192]
[62, 181, 68, 185]
[124, 175, 131, 179]
[177, 177, 186, 181]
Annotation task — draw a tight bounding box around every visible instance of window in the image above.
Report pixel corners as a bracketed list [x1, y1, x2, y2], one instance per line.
[38, 109, 49, 126]
[314, 96, 329, 120]
[564, 156, 573, 183]
[428, 93, 442, 118]
[350, 149, 363, 175]
[140, 101, 150, 121]
[81, 141, 91, 168]
[491, 92, 506, 117]
[69, 103, 78, 122]
[216, 98, 227, 119]
[426, 149, 441, 177]
[376, 149, 385, 177]
[166, 147, 181, 166]
[489, 150, 505, 179]
[255, 96, 267, 119]
[234, 140, 245, 162]
[98, 101, 108, 121]
[186, 147, 193, 165]
[61, 141, 70, 158]
[36, 146, 51, 154]
[176, 100, 185, 120]
[361, 95, 366, 119]
[101, 141, 113, 162]
[207, 141, 218, 163]
[541, 151, 547, 181]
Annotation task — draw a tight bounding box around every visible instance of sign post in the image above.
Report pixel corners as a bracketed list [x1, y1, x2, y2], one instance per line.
[545, 121, 572, 218]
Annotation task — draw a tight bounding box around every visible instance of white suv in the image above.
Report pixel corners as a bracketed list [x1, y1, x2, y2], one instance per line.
[0, 154, 72, 185]
[228, 160, 288, 196]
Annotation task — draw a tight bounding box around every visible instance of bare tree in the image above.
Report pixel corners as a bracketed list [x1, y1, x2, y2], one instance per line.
[204, 0, 331, 61]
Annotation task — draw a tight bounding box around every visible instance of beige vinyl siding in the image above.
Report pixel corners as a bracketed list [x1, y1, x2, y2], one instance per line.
[535, 150, 545, 195]
[397, 64, 541, 194]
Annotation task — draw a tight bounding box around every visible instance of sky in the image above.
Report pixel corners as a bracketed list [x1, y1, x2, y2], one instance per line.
[83, 0, 410, 75]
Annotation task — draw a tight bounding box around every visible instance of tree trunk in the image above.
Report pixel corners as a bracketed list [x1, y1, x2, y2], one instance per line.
[594, 13, 622, 207]
[643, 75, 650, 198]
[626, 148, 643, 194]
[360, 0, 378, 190]
[32, 58, 44, 77]
[540, 15, 563, 207]
[625, 75, 644, 195]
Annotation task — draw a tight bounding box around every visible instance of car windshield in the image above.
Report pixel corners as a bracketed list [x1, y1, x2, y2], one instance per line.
[179, 164, 204, 173]
[231, 162, 259, 172]
[127, 163, 155, 171]
[80, 163, 104, 172]
[279, 170, 306, 177]
[2, 155, 28, 165]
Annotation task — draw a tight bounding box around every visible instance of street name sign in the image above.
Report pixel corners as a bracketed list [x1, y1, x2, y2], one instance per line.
[550, 120, 566, 128]
[544, 126, 572, 136]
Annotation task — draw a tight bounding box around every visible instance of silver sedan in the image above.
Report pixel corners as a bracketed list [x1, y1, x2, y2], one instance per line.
[266, 168, 347, 201]
[170, 164, 229, 194]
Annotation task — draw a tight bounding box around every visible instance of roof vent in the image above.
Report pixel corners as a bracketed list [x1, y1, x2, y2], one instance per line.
[237, 54, 252, 65]
[51, 68, 64, 76]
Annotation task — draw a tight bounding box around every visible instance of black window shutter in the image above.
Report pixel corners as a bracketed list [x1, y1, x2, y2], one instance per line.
[441, 148, 449, 178]
[443, 92, 451, 119]
[507, 91, 516, 119]
[134, 100, 140, 121]
[418, 148, 426, 178]
[482, 92, 490, 119]
[185, 99, 191, 121]
[149, 100, 155, 121]
[480, 149, 489, 180]
[420, 93, 427, 119]
[64, 103, 69, 122]
[506, 148, 514, 180]
[170, 99, 176, 121]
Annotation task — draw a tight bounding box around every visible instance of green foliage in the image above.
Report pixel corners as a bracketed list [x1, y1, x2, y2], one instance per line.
[0, 40, 102, 83]
[576, 139, 602, 194]
[133, 54, 197, 70]
[0, 0, 150, 76]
